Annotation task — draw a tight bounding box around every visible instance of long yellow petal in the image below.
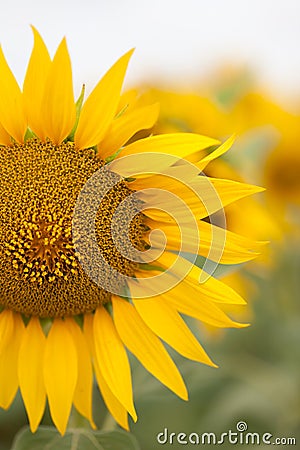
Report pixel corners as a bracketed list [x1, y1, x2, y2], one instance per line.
[65, 318, 95, 429]
[94, 359, 129, 430]
[129, 266, 247, 328]
[23, 26, 51, 140]
[112, 296, 188, 400]
[162, 285, 247, 327]
[83, 313, 95, 354]
[116, 88, 138, 115]
[199, 177, 265, 218]
[75, 50, 134, 150]
[133, 298, 217, 367]
[196, 135, 236, 170]
[18, 317, 46, 432]
[145, 218, 262, 264]
[93, 307, 136, 420]
[83, 313, 129, 430]
[0, 311, 25, 408]
[129, 164, 199, 191]
[115, 133, 220, 160]
[0, 47, 27, 142]
[98, 102, 160, 159]
[156, 252, 247, 305]
[41, 38, 76, 144]
[0, 121, 11, 146]
[197, 221, 264, 262]
[140, 177, 264, 221]
[43, 319, 78, 435]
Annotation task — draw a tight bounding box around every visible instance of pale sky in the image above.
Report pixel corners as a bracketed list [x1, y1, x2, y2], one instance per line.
[0, 0, 299, 99]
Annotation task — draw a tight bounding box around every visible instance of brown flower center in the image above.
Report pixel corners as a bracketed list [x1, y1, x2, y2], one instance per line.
[0, 139, 146, 317]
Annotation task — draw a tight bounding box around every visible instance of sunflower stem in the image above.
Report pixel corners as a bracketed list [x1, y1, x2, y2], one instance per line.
[68, 407, 91, 430]
[101, 412, 118, 431]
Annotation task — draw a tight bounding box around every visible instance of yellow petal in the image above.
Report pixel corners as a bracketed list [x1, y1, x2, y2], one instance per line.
[93, 307, 136, 420]
[110, 151, 179, 178]
[0, 309, 14, 344]
[129, 164, 199, 191]
[43, 319, 78, 435]
[141, 177, 264, 221]
[0, 311, 25, 408]
[41, 38, 76, 144]
[18, 317, 46, 432]
[23, 26, 51, 140]
[166, 280, 247, 328]
[75, 49, 134, 150]
[109, 134, 220, 178]
[0, 47, 27, 142]
[156, 252, 247, 305]
[196, 135, 236, 170]
[83, 313, 129, 430]
[115, 133, 220, 160]
[165, 287, 247, 327]
[197, 221, 264, 263]
[83, 313, 95, 354]
[65, 318, 95, 429]
[130, 263, 247, 328]
[116, 88, 138, 115]
[0, 121, 11, 146]
[145, 218, 262, 264]
[133, 298, 217, 367]
[98, 102, 160, 159]
[94, 359, 129, 430]
[112, 296, 188, 400]
[200, 177, 265, 218]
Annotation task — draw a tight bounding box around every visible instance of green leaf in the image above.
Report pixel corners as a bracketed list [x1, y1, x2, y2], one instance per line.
[11, 426, 140, 450]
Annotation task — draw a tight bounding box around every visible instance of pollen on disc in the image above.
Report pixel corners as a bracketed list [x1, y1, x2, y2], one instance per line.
[0, 139, 147, 317]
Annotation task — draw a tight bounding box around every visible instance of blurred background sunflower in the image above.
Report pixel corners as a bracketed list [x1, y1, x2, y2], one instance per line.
[0, 1, 299, 450]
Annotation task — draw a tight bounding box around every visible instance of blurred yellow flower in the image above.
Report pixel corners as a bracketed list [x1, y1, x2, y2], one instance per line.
[136, 83, 286, 316]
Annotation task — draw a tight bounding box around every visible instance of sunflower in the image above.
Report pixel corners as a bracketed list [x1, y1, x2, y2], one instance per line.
[0, 28, 264, 436]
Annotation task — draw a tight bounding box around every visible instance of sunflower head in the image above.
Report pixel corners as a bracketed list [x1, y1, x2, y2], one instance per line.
[0, 27, 264, 436]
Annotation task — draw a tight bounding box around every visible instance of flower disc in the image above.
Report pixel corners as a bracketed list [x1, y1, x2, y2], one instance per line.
[0, 139, 145, 317]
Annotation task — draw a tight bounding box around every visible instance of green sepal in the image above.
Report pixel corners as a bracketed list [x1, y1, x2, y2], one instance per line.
[73, 314, 84, 328]
[24, 128, 37, 142]
[138, 263, 165, 272]
[118, 283, 133, 303]
[114, 103, 129, 119]
[105, 147, 122, 163]
[67, 84, 85, 142]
